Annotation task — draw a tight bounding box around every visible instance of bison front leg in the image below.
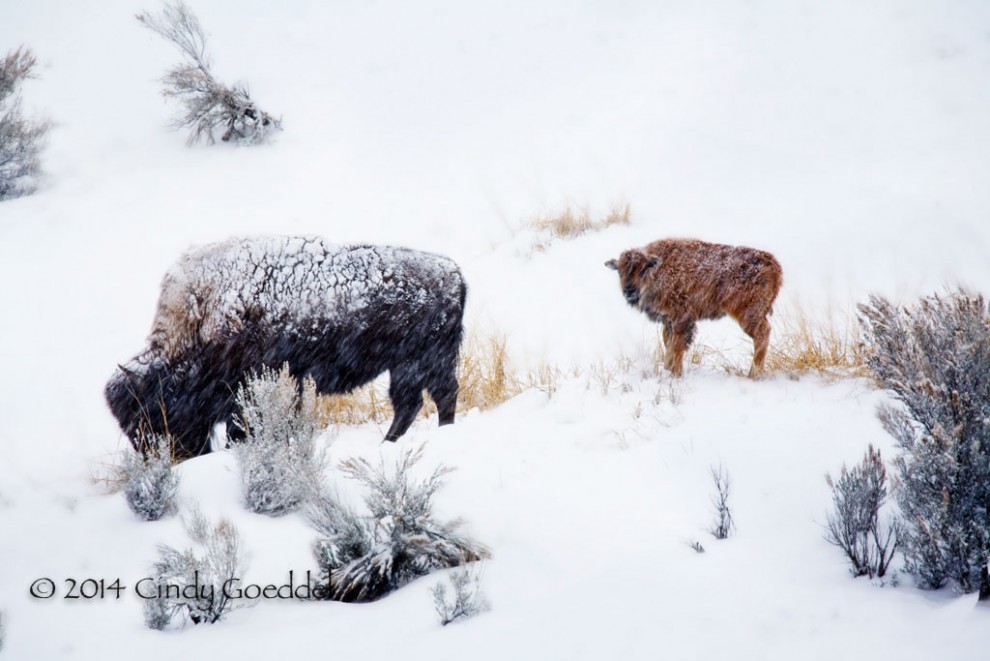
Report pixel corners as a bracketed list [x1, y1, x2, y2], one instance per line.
[168, 427, 213, 461]
[427, 371, 458, 427]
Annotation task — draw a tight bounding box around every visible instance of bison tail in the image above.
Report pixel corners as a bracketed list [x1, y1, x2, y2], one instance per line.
[458, 278, 468, 313]
[767, 255, 783, 317]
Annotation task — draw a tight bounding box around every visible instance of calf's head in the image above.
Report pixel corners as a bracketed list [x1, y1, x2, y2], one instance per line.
[605, 249, 660, 308]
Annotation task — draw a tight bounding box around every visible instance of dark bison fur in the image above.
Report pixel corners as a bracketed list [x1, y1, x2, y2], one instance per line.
[606, 238, 782, 377]
[106, 237, 467, 460]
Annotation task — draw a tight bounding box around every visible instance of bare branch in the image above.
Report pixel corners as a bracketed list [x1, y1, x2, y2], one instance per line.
[0, 46, 38, 104]
[136, 1, 281, 145]
[824, 445, 898, 579]
[0, 46, 50, 200]
[709, 464, 735, 540]
[136, 2, 211, 74]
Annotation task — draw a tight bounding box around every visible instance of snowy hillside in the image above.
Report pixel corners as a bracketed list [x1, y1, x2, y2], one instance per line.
[1, 0, 989, 658]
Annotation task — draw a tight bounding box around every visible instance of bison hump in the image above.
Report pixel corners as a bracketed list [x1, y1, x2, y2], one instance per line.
[148, 236, 464, 355]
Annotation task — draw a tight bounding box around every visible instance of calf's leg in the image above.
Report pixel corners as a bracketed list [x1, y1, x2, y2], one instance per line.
[743, 316, 771, 378]
[661, 319, 673, 364]
[665, 319, 696, 377]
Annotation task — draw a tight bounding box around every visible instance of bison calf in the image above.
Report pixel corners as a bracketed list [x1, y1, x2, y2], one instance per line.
[106, 236, 467, 460]
[605, 238, 782, 377]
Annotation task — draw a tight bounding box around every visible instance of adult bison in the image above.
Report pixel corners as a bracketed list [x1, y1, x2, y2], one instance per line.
[106, 236, 467, 460]
[606, 238, 782, 377]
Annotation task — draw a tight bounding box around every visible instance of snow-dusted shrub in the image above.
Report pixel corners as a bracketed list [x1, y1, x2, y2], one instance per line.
[708, 464, 735, 540]
[121, 434, 179, 521]
[825, 445, 897, 579]
[0, 46, 51, 201]
[432, 565, 490, 626]
[309, 446, 490, 603]
[233, 364, 325, 516]
[143, 508, 246, 629]
[136, 2, 281, 145]
[859, 290, 990, 598]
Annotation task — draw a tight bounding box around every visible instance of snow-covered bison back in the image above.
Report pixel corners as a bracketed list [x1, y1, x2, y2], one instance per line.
[606, 238, 782, 377]
[106, 237, 467, 459]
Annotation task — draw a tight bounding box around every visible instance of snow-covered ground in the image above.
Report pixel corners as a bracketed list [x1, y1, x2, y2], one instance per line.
[2, 0, 989, 658]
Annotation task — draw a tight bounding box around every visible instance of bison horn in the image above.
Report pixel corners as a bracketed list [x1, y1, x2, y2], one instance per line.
[604, 259, 618, 271]
[117, 363, 141, 384]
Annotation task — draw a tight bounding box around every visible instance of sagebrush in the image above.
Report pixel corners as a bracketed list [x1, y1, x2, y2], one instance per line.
[432, 565, 490, 626]
[234, 364, 326, 516]
[137, 1, 281, 145]
[144, 508, 246, 629]
[120, 434, 179, 521]
[860, 289, 990, 598]
[824, 445, 897, 579]
[708, 464, 735, 540]
[309, 445, 490, 603]
[233, 365, 325, 516]
[0, 46, 51, 200]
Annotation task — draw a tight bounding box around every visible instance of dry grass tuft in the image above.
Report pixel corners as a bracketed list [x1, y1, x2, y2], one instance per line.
[654, 307, 867, 379]
[525, 361, 564, 397]
[315, 381, 391, 427]
[454, 333, 522, 412]
[91, 454, 129, 495]
[530, 203, 631, 249]
[313, 332, 526, 430]
[687, 344, 735, 373]
[764, 308, 867, 377]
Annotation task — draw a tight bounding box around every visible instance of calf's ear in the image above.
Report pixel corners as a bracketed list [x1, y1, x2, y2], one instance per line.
[635, 254, 660, 278]
[604, 259, 618, 271]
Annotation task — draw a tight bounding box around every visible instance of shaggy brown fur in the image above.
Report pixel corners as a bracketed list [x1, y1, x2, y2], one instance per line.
[606, 238, 783, 377]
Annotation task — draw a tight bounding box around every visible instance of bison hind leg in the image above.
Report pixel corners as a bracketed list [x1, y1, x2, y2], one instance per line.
[742, 316, 772, 378]
[383, 370, 425, 442]
[428, 372, 458, 427]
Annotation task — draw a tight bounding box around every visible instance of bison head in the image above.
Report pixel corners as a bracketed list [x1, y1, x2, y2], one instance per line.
[605, 249, 660, 308]
[105, 352, 215, 460]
